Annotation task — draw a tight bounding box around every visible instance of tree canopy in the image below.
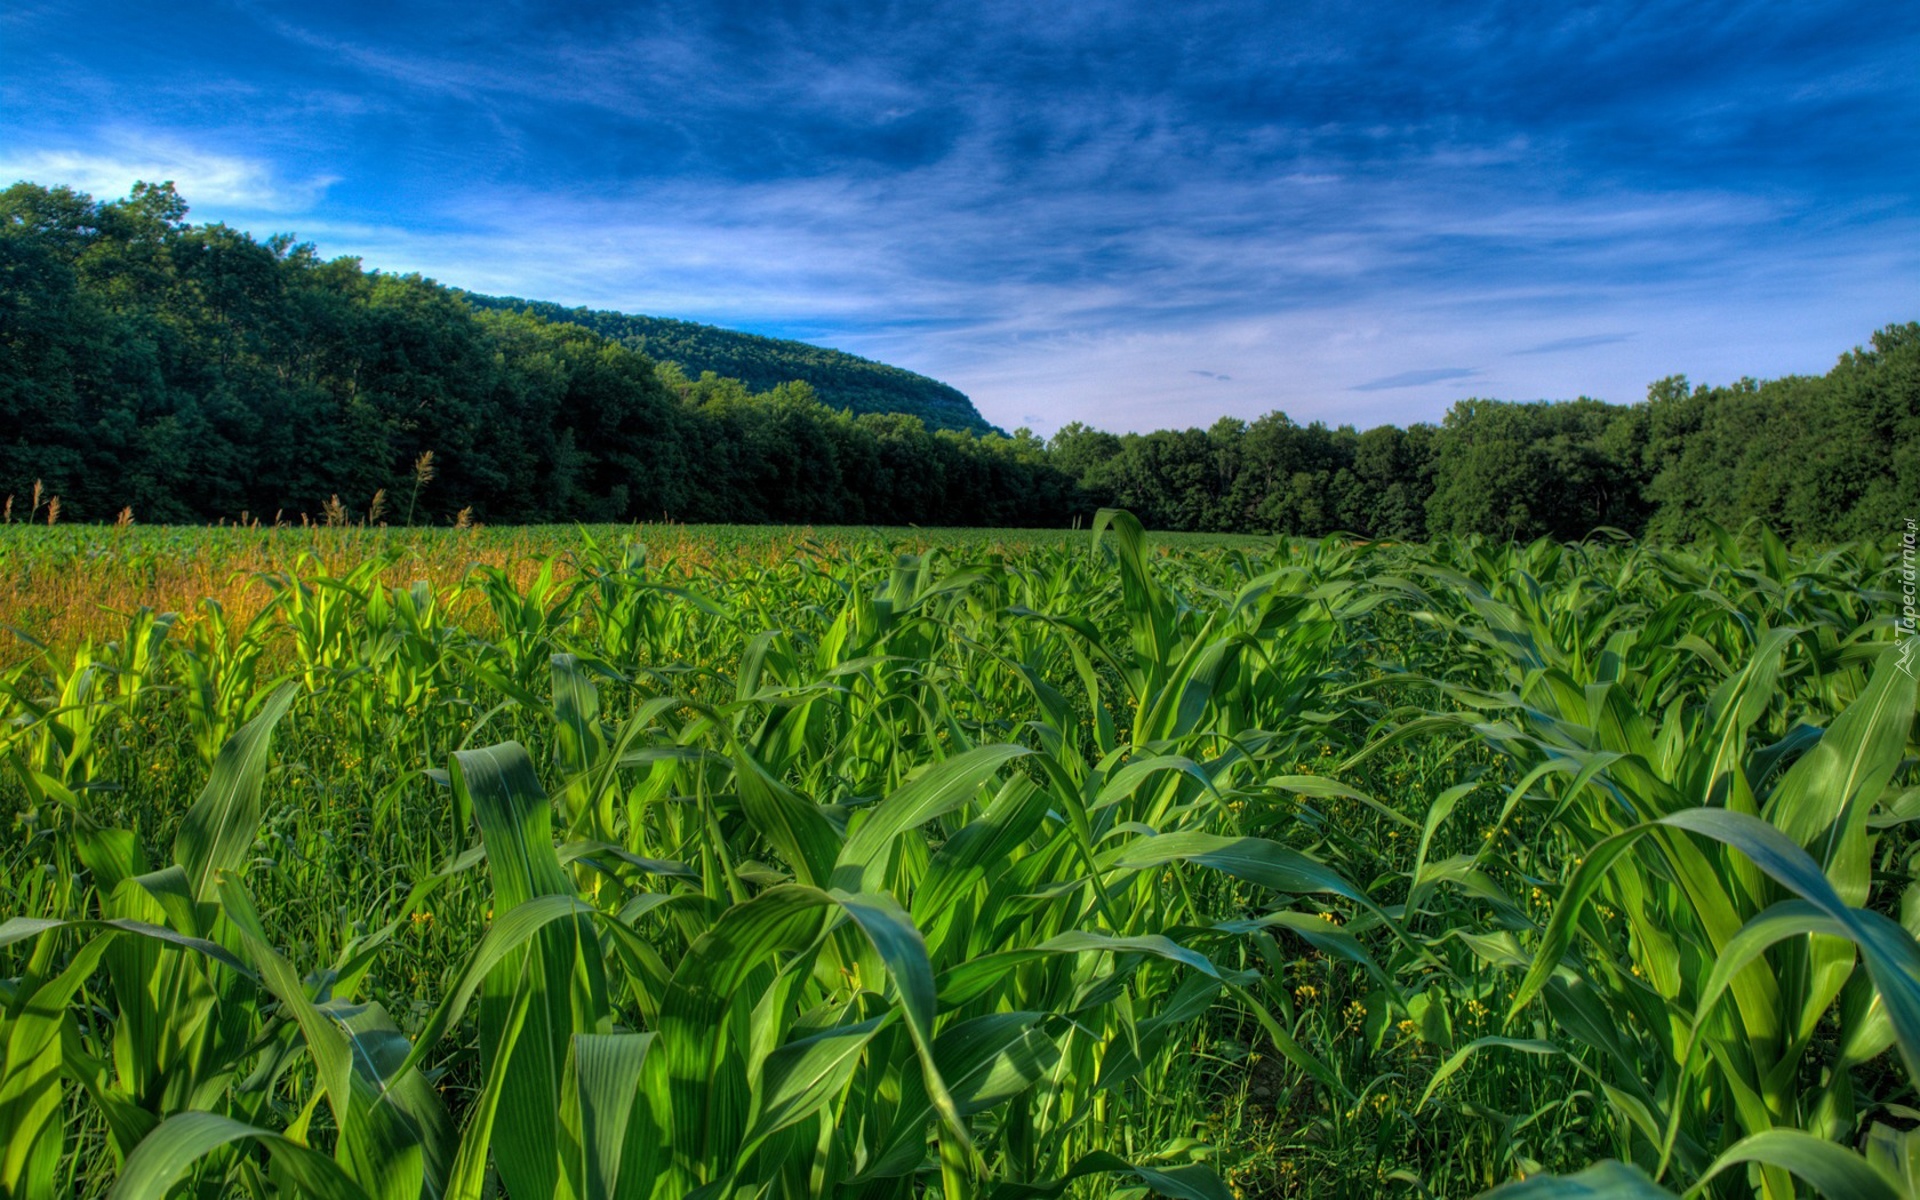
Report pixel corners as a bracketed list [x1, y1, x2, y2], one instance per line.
[462, 295, 997, 435]
[0, 182, 1061, 527]
[3, 180, 1914, 543]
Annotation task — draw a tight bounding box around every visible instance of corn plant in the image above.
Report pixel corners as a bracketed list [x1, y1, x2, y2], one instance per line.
[4, 515, 1915, 1198]
[1389, 534, 1920, 1197]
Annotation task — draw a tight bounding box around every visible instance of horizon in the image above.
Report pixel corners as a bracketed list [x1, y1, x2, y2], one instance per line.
[4, 0, 1916, 436]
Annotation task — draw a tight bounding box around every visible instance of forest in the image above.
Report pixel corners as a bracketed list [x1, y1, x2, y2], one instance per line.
[3, 180, 1915, 542]
[461, 294, 997, 435]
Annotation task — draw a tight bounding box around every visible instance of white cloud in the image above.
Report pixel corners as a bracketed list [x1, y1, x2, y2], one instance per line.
[264, 165, 1916, 436]
[0, 134, 333, 212]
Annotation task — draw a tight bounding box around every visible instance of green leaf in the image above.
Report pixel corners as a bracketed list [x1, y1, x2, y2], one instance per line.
[1108, 831, 1367, 902]
[109, 1111, 369, 1200]
[989, 1149, 1231, 1200]
[1267, 773, 1420, 831]
[219, 878, 450, 1200]
[173, 683, 296, 900]
[850, 1011, 1062, 1182]
[1658, 807, 1920, 1085]
[1481, 1159, 1672, 1198]
[829, 889, 970, 1153]
[740, 1015, 883, 1153]
[1095, 754, 1214, 804]
[453, 741, 611, 1200]
[1685, 900, 1850, 1051]
[733, 746, 841, 889]
[1416, 1037, 1564, 1111]
[657, 886, 839, 1188]
[571, 1032, 658, 1200]
[1700, 1130, 1904, 1200]
[1765, 647, 1918, 905]
[833, 743, 1031, 893]
[0, 937, 115, 1196]
[445, 973, 537, 1200]
[0, 915, 253, 978]
[939, 931, 1245, 1008]
[551, 652, 604, 778]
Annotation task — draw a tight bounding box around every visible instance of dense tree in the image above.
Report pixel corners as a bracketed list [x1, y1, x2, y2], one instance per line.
[1342, 424, 1429, 540]
[1423, 398, 1647, 541]
[3, 181, 1914, 543]
[0, 182, 1062, 528]
[463, 295, 996, 435]
[1637, 325, 1920, 542]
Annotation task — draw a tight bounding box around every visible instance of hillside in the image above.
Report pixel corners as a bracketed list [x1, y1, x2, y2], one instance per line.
[462, 294, 998, 434]
[5, 181, 1914, 542]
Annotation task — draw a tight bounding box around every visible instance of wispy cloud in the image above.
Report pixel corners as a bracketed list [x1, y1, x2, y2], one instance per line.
[0, 134, 334, 211]
[1512, 334, 1635, 355]
[1351, 368, 1481, 392]
[2, 0, 1915, 435]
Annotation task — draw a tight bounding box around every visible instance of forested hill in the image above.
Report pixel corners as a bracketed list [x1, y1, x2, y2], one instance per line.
[4, 181, 1916, 543]
[462, 295, 996, 434]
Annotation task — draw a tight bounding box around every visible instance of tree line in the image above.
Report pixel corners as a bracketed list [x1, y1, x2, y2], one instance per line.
[3, 181, 1914, 541]
[0, 181, 1065, 527]
[462, 295, 996, 435]
[1056, 328, 1915, 543]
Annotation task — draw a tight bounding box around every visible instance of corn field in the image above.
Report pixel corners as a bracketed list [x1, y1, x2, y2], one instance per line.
[1, 513, 1916, 1199]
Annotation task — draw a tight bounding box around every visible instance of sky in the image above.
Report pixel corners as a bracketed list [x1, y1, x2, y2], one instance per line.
[3, 0, 1917, 436]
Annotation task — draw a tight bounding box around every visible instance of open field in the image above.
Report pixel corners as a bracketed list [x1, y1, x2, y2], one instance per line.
[1, 516, 1916, 1199]
[0, 523, 1271, 661]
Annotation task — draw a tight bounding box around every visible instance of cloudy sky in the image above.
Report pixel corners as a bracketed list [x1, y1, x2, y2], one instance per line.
[4, 0, 1916, 434]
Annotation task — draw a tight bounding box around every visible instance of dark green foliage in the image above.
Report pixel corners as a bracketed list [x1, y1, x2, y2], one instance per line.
[1423, 397, 1649, 541]
[1638, 323, 1920, 540]
[3, 180, 1915, 542]
[1053, 415, 1440, 540]
[462, 294, 998, 435]
[0, 182, 1066, 527]
[1051, 338, 1917, 543]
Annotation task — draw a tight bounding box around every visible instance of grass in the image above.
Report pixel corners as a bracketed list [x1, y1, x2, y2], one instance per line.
[0, 516, 1914, 1199]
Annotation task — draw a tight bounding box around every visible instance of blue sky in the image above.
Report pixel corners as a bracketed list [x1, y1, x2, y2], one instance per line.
[4, 0, 1916, 435]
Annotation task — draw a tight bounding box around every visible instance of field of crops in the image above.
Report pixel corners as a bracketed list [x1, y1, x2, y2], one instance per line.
[1, 514, 1916, 1199]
